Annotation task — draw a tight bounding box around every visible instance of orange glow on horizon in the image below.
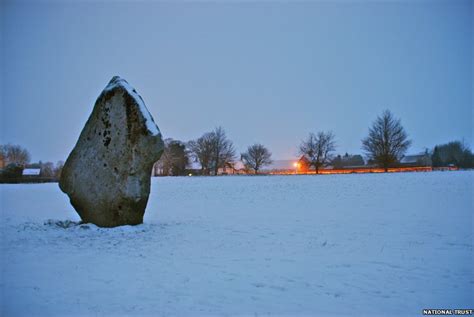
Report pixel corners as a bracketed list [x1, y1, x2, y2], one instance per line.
[270, 166, 457, 175]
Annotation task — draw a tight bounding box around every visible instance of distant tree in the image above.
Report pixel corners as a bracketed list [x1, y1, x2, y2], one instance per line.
[54, 161, 64, 179]
[431, 140, 474, 168]
[167, 140, 189, 176]
[460, 148, 474, 168]
[0, 145, 5, 163]
[210, 127, 236, 175]
[0, 144, 31, 166]
[362, 110, 411, 172]
[40, 161, 55, 178]
[299, 131, 336, 174]
[155, 139, 189, 176]
[241, 144, 273, 174]
[188, 133, 215, 175]
[189, 127, 236, 175]
[0, 163, 23, 179]
[431, 146, 442, 167]
[156, 139, 172, 175]
[0, 148, 4, 168]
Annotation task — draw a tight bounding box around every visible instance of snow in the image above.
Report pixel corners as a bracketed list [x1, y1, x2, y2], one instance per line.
[104, 76, 160, 136]
[1, 171, 472, 316]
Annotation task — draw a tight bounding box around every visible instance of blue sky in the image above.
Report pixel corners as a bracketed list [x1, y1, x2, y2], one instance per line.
[1, 0, 472, 162]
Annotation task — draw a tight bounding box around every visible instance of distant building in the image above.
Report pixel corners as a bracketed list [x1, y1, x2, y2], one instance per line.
[332, 153, 365, 169]
[218, 161, 246, 175]
[400, 153, 432, 167]
[0, 155, 4, 169]
[297, 155, 311, 172]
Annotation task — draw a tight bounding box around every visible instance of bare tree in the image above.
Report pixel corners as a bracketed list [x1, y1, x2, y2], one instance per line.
[40, 161, 55, 177]
[299, 131, 336, 174]
[211, 127, 236, 175]
[54, 161, 65, 179]
[188, 132, 215, 175]
[0, 147, 4, 168]
[188, 127, 236, 175]
[241, 144, 273, 174]
[154, 139, 172, 176]
[362, 110, 411, 172]
[0, 144, 31, 166]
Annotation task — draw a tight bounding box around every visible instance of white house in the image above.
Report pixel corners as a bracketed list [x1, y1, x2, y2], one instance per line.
[22, 168, 41, 176]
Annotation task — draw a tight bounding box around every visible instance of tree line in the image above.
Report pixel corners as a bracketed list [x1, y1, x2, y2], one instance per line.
[432, 141, 474, 168]
[1, 110, 473, 178]
[155, 110, 473, 175]
[0, 144, 64, 180]
[155, 127, 272, 176]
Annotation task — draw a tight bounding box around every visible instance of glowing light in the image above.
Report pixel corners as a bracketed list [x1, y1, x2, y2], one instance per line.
[293, 162, 298, 167]
[188, 173, 192, 177]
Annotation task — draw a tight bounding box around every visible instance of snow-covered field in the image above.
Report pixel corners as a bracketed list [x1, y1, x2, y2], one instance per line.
[1, 171, 473, 316]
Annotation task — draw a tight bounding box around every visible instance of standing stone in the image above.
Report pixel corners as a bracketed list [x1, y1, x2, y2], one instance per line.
[59, 76, 164, 227]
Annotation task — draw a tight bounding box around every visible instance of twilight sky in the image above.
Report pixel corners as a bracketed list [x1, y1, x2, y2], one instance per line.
[1, 0, 472, 162]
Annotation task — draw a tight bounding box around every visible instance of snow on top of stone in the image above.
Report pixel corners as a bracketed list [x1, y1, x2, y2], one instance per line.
[104, 76, 160, 136]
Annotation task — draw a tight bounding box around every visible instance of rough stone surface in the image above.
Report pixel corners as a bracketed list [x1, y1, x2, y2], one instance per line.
[59, 76, 164, 227]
